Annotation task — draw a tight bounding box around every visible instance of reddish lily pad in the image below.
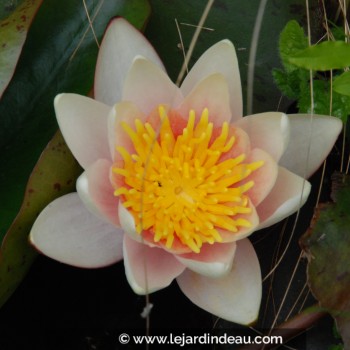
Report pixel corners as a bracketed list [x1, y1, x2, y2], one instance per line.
[0, 131, 81, 307]
[300, 172, 350, 348]
[0, 0, 43, 99]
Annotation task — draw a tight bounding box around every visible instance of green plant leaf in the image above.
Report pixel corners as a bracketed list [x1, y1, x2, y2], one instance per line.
[278, 19, 308, 72]
[274, 21, 350, 123]
[273, 19, 312, 105]
[0, 131, 81, 308]
[0, 0, 150, 307]
[0, 0, 43, 99]
[289, 41, 350, 71]
[333, 71, 350, 97]
[272, 68, 309, 99]
[298, 79, 350, 122]
[300, 173, 350, 349]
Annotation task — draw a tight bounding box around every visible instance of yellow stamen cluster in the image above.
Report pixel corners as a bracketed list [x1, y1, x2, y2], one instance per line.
[112, 106, 263, 253]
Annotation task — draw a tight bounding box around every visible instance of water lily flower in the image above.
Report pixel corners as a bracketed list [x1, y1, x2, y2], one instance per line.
[29, 18, 342, 325]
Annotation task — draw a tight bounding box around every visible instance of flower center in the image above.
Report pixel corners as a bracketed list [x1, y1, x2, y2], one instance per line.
[112, 106, 263, 253]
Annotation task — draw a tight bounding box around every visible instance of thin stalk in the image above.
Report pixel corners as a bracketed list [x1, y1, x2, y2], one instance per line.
[237, 306, 327, 350]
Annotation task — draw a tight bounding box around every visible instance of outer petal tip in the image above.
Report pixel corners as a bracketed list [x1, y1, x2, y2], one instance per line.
[177, 73, 231, 126]
[280, 114, 342, 178]
[30, 193, 123, 268]
[95, 16, 164, 106]
[54, 93, 111, 169]
[177, 239, 261, 325]
[122, 55, 180, 114]
[220, 39, 233, 45]
[257, 167, 312, 229]
[131, 54, 147, 63]
[54, 93, 64, 106]
[236, 112, 290, 162]
[180, 39, 242, 120]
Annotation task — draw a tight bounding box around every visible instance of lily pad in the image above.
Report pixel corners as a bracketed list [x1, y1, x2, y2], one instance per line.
[0, 0, 43, 99]
[300, 173, 350, 348]
[0, 131, 81, 307]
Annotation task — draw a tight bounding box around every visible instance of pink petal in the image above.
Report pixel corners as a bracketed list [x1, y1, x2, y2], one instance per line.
[244, 148, 279, 206]
[29, 193, 123, 268]
[94, 18, 165, 106]
[257, 166, 311, 229]
[76, 159, 120, 226]
[180, 40, 242, 121]
[123, 235, 186, 294]
[279, 114, 342, 178]
[219, 125, 251, 162]
[235, 112, 290, 162]
[109, 101, 146, 162]
[122, 56, 182, 115]
[118, 203, 144, 243]
[177, 238, 261, 325]
[177, 73, 231, 126]
[219, 199, 260, 242]
[54, 93, 111, 169]
[175, 242, 237, 278]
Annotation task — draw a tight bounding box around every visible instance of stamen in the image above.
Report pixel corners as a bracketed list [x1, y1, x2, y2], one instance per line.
[112, 107, 264, 253]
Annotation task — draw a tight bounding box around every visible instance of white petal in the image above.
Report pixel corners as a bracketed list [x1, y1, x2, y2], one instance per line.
[76, 159, 120, 226]
[244, 148, 279, 207]
[175, 242, 237, 278]
[177, 73, 231, 126]
[123, 56, 182, 115]
[108, 101, 146, 162]
[257, 167, 311, 229]
[181, 40, 242, 121]
[177, 238, 261, 325]
[235, 112, 290, 162]
[29, 193, 123, 268]
[219, 199, 260, 243]
[118, 202, 143, 243]
[123, 235, 185, 294]
[76, 171, 101, 217]
[279, 114, 342, 178]
[54, 93, 111, 169]
[94, 18, 165, 106]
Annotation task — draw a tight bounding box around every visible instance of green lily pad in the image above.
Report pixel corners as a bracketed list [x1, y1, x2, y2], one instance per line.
[300, 173, 350, 349]
[0, 131, 81, 307]
[0, 0, 43, 99]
